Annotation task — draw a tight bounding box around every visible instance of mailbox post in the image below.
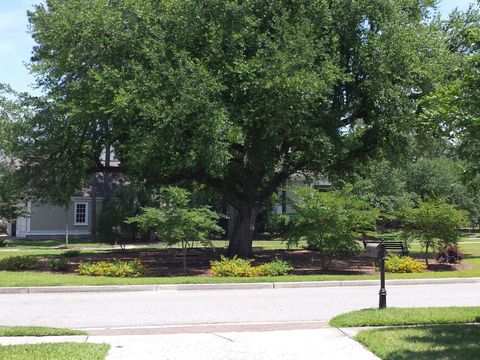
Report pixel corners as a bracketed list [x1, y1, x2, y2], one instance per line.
[378, 240, 387, 308]
[365, 240, 387, 309]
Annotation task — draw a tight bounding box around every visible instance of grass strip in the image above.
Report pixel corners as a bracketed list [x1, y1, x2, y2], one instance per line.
[1, 265, 480, 287]
[0, 327, 86, 337]
[330, 307, 480, 327]
[355, 324, 480, 360]
[0, 342, 110, 360]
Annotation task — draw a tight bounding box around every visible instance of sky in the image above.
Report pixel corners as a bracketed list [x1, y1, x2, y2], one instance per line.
[0, 0, 475, 94]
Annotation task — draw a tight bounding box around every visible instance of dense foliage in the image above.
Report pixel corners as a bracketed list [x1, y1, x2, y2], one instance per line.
[8, 0, 449, 257]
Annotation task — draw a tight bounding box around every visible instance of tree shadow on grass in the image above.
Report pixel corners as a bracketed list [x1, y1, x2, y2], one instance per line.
[362, 324, 480, 360]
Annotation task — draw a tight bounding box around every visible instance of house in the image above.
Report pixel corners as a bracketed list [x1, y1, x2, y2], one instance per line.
[8, 196, 103, 239]
[7, 152, 121, 239]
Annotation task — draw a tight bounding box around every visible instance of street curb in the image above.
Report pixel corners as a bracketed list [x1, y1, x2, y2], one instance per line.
[0, 277, 479, 294]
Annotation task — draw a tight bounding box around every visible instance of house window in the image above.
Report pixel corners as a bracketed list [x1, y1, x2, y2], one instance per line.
[74, 202, 89, 226]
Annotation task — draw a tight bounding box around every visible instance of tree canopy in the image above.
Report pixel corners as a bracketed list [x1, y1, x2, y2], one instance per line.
[12, 0, 452, 256]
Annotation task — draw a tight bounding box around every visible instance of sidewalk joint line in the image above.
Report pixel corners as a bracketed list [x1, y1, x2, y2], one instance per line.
[336, 327, 352, 337]
[212, 333, 234, 342]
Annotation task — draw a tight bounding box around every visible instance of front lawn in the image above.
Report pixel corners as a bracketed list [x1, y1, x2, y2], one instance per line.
[0, 343, 110, 360]
[329, 307, 480, 327]
[355, 324, 480, 360]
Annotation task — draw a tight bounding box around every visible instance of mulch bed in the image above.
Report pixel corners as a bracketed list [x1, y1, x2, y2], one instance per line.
[34, 248, 468, 277]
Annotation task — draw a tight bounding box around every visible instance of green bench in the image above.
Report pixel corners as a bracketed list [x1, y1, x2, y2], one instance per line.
[362, 239, 407, 256]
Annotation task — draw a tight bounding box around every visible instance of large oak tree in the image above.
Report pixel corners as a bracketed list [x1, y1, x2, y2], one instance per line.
[17, 0, 449, 257]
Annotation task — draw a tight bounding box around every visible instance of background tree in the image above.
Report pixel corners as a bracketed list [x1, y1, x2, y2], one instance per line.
[349, 160, 411, 230]
[422, 5, 480, 181]
[20, 0, 451, 257]
[0, 85, 25, 224]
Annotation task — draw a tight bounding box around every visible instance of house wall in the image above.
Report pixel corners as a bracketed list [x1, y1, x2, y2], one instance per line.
[19, 197, 103, 238]
[273, 177, 331, 215]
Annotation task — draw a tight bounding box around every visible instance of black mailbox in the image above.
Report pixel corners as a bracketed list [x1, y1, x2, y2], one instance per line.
[365, 243, 381, 258]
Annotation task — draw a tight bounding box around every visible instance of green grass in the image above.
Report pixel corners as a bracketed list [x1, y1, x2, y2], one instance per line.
[0, 327, 86, 337]
[329, 307, 480, 327]
[2, 238, 111, 250]
[355, 324, 480, 360]
[0, 343, 110, 360]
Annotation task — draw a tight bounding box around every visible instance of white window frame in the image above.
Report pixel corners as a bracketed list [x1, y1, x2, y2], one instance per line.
[74, 202, 89, 226]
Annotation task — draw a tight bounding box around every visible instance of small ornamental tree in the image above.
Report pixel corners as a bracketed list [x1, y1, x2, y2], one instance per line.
[400, 198, 468, 265]
[276, 186, 379, 269]
[126, 187, 223, 269]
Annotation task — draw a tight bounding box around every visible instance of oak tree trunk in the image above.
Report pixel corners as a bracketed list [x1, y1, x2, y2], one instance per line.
[227, 206, 257, 258]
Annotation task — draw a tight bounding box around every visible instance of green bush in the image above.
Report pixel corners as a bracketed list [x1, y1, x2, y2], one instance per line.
[275, 186, 379, 269]
[400, 197, 468, 264]
[210, 256, 293, 277]
[78, 259, 146, 277]
[49, 258, 69, 272]
[1, 256, 39, 271]
[257, 258, 293, 276]
[385, 254, 426, 273]
[61, 250, 81, 258]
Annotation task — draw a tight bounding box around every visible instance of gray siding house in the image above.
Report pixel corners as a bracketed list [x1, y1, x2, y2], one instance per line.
[8, 197, 103, 239]
[8, 151, 119, 239]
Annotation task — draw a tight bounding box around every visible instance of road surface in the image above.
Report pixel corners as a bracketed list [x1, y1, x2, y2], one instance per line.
[1, 282, 479, 329]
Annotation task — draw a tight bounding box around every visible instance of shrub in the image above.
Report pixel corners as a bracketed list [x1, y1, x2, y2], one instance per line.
[49, 258, 69, 272]
[256, 258, 293, 276]
[275, 186, 379, 269]
[61, 250, 81, 258]
[385, 254, 426, 273]
[210, 256, 293, 277]
[400, 197, 468, 265]
[210, 256, 259, 277]
[78, 259, 146, 277]
[436, 244, 463, 264]
[0, 256, 39, 271]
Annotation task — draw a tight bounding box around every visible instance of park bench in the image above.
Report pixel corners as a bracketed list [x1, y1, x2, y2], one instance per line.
[362, 239, 407, 256]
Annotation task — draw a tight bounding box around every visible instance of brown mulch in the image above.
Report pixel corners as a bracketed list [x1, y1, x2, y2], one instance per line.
[426, 262, 473, 272]
[35, 248, 461, 277]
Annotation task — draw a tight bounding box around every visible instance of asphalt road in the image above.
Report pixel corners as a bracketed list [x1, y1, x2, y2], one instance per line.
[2, 283, 479, 329]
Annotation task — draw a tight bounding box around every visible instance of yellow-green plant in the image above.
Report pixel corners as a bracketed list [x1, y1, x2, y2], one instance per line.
[210, 256, 293, 277]
[78, 259, 146, 277]
[385, 254, 426, 273]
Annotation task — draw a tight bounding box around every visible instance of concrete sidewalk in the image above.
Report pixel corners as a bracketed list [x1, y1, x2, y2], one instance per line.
[0, 328, 379, 360]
